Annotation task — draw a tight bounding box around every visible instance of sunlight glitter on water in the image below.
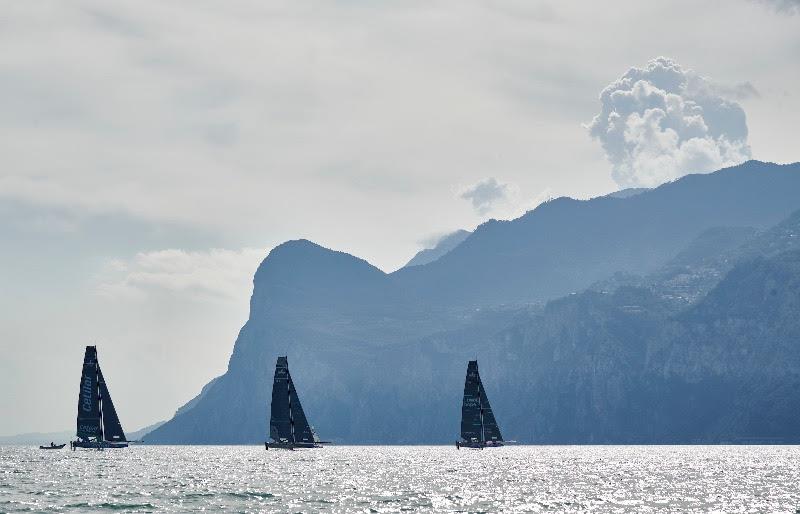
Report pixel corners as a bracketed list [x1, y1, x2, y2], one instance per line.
[0, 445, 799, 512]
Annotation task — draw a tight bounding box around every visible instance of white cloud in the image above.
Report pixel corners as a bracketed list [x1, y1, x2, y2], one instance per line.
[587, 57, 752, 188]
[95, 248, 265, 302]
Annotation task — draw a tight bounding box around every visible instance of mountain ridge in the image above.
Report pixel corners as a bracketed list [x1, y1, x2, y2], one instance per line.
[393, 160, 800, 306]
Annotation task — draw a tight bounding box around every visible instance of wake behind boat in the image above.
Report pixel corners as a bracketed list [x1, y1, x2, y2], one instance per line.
[265, 356, 326, 450]
[457, 360, 504, 449]
[72, 346, 129, 449]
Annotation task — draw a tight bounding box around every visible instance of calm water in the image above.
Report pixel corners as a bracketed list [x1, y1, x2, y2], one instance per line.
[1, 445, 799, 513]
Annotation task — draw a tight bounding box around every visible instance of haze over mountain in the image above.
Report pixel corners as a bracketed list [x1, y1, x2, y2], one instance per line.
[404, 230, 471, 268]
[147, 161, 800, 444]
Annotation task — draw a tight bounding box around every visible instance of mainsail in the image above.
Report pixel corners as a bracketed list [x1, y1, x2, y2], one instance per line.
[460, 360, 503, 445]
[460, 361, 483, 442]
[76, 347, 102, 440]
[75, 346, 127, 444]
[269, 357, 292, 442]
[269, 356, 316, 445]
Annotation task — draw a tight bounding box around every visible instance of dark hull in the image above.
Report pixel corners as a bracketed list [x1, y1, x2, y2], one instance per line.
[265, 441, 322, 450]
[456, 441, 504, 449]
[72, 440, 128, 449]
[39, 444, 66, 450]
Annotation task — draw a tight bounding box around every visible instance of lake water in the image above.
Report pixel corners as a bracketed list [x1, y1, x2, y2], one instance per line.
[1, 445, 798, 512]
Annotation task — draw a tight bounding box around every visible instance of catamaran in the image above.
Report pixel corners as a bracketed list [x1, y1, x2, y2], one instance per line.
[72, 346, 128, 449]
[265, 356, 325, 449]
[457, 360, 504, 449]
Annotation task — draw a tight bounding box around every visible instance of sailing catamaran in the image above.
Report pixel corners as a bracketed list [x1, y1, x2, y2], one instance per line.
[72, 346, 128, 449]
[265, 356, 325, 449]
[457, 360, 504, 449]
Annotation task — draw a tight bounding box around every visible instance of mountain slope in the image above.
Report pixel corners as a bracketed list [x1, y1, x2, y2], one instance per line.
[483, 249, 800, 443]
[404, 230, 471, 268]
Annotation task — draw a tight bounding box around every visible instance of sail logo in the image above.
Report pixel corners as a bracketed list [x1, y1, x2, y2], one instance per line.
[81, 375, 93, 412]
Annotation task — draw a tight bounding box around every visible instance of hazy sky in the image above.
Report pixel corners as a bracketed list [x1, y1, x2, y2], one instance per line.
[1, 0, 798, 435]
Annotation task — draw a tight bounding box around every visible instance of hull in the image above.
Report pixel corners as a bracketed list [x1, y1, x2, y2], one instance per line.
[265, 441, 322, 450]
[39, 444, 66, 450]
[72, 440, 128, 449]
[457, 440, 504, 449]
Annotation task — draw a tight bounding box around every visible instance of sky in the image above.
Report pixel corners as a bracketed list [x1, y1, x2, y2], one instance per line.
[1, 0, 798, 435]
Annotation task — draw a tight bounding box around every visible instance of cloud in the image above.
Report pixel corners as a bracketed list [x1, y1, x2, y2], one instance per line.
[587, 57, 752, 188]
[756, 0, 800, 14]
[95, 248, 265, 302]
[459, 178, 511, 215]
[1, 3, 798, 273]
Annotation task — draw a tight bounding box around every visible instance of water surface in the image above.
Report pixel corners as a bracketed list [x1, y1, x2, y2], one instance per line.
[1, 445, 798, 512]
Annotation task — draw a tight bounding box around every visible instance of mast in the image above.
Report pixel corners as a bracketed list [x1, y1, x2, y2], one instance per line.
[96, 357, 104, 442]
[479, 391, 485, 443]
[287, 371, 295, 444]
[96, 352, 105, 442]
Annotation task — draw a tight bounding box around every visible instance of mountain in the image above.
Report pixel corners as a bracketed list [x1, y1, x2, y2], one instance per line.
[404, 230, 471, 268]
[147, 161, 800, 444]
[395, 161, 800, 307]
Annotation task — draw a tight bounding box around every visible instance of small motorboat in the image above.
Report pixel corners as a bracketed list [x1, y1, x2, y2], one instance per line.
[39, 443, 66, 450]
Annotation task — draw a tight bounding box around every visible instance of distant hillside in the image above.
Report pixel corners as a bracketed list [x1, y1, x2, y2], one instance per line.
[592, 208, 800, 304]
[493, 248, 800, 443]
[0, 431, 72, 446]
[0, 420, 165, 445]
[129, 421, 166, 442]
[147, 161, 800, 444]
[404, 230, 471, 268]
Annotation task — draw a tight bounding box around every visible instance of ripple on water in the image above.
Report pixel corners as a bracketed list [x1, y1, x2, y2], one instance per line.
[0, 445, 799, 512]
